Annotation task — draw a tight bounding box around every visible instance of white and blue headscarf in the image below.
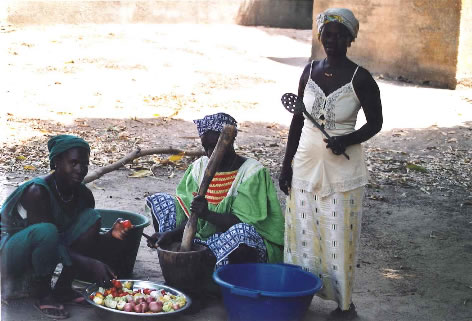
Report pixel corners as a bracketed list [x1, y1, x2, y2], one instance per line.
[193, 113, 238, 137]
[316, 8, 359, 41]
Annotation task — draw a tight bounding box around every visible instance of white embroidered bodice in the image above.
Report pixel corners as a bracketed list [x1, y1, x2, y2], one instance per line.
[303, 64, 361, 134]
[291, 62, 369, 197]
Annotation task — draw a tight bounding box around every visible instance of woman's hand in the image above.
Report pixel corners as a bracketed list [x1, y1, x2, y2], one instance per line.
[324, 136, 346, 155]
[146, 231, 176, 248]
[110, 218, 133, 240]
[190, 195, 209, 220]
[86, 258, 116, 287]
[279, 165, 293, 195]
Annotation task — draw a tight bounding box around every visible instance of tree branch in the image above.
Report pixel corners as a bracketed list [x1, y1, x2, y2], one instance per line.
[84, 147, 204, 184]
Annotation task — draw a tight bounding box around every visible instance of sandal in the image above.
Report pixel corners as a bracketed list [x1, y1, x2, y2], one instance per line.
[33, 300, 69, 319]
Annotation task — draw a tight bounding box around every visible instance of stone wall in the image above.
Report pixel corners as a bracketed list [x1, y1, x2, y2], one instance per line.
[312, 0, 468, 89]
[5, 0, 313, 29]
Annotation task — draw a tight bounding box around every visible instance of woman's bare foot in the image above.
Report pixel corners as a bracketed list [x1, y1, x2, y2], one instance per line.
[53, 287, 86, 305]
[328, 303, 357, 320]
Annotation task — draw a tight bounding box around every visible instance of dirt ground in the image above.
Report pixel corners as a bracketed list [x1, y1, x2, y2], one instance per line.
[1, 23, 472, 321]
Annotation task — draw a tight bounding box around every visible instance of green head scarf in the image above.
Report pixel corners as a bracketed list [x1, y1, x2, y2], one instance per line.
[47, 135, 90, 169]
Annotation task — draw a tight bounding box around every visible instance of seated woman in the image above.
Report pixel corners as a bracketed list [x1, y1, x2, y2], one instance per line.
[0, 135, 131, 319]
[145, 113, 284, 268]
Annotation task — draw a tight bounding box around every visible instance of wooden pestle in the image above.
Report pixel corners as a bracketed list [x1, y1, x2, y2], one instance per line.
[180, 124, 237, 252]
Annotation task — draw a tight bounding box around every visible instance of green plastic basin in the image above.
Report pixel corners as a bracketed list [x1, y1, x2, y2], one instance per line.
[76, 209, 150, 281]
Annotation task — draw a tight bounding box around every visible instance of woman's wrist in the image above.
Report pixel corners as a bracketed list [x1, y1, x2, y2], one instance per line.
[99, 229, 114, 243]
[282, 159, 293, 171]
[200, 208, 210, 220]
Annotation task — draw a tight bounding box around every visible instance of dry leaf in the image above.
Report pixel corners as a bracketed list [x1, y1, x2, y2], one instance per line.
[90, 183, 105, 190]
[118, 132, 129, 140]
[23, 165, 36, 170]
[168, 153, 184, 162]
[128, 169, 152, 178]
[406, 163, 427, 173]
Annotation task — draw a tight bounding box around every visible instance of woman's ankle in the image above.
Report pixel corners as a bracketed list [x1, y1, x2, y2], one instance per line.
[31, 275, 53, 298]
[53, 266, 75, 293]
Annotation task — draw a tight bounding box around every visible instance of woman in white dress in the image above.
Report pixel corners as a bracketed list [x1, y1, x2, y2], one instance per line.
[279, 8, 383, 320]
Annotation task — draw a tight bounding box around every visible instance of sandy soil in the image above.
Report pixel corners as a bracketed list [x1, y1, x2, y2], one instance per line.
[1, 24, 472, 321]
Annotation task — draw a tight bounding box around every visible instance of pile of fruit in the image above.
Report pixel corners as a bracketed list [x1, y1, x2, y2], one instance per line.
[89, 280, 187, 313]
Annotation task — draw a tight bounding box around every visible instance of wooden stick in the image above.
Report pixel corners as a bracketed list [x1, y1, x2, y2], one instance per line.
[180, 125, 237, 252]
[83, 147, 204, 184]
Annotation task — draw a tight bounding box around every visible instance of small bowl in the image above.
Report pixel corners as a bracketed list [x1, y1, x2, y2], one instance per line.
[83, 279, 192, 320]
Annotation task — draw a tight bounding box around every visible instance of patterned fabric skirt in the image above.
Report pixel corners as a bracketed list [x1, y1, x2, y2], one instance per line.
[146, 193, 267, 268]
[284, 186, 365, 311]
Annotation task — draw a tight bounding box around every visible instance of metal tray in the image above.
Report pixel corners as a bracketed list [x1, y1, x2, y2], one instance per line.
[83, 279, 192, 319]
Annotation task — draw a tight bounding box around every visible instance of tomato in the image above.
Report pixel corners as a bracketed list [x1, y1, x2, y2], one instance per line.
[143, 288, 151, 295]
[89, 294, 94, 300]
[121, 220, 133, 229]
[113, 280, 122, 289]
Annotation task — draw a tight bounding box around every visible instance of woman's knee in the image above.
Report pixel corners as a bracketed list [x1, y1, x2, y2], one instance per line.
[30, 223, 60, 246]
[229, 222, 249, 231]
[145, 193, 175, 232]
[70, 219, 101, 253]
[227, 223, 252, 242]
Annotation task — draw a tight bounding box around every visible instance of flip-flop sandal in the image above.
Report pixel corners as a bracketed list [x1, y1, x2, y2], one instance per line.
[33, 301, 69, 319]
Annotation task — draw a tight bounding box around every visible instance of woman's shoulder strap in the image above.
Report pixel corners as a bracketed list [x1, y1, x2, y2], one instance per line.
[308, 60, 316, 79]
[351, 65, 360, 82]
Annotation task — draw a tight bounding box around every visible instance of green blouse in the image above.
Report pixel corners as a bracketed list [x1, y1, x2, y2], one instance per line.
[174, 157, 285, 263]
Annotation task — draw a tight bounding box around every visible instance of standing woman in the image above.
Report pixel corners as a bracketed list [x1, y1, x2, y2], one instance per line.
[279, 8, 382, 320]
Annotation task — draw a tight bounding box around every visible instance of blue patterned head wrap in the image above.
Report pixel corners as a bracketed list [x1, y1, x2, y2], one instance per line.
[193, 113, 238, 137]
[316, 8, 359, 41]
[47, 134, 90, 169]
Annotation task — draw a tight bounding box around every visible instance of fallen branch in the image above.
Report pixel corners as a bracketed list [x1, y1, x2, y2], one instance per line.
[84, 147, 204, 184]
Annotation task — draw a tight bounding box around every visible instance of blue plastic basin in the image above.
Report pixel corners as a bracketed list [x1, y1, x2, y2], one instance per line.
[213, 263, 322, 321]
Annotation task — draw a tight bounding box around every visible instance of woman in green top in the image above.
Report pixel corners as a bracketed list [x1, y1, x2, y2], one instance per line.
[0, 135, 130, 319]
[146, 113, 285, 266]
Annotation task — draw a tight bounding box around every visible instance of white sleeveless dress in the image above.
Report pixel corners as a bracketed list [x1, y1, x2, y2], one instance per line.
[284, 62, 368, 310]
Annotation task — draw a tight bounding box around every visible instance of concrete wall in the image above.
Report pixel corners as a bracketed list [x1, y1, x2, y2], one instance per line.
[312, 0, 465, 89]
[5, 0, 313, 29]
